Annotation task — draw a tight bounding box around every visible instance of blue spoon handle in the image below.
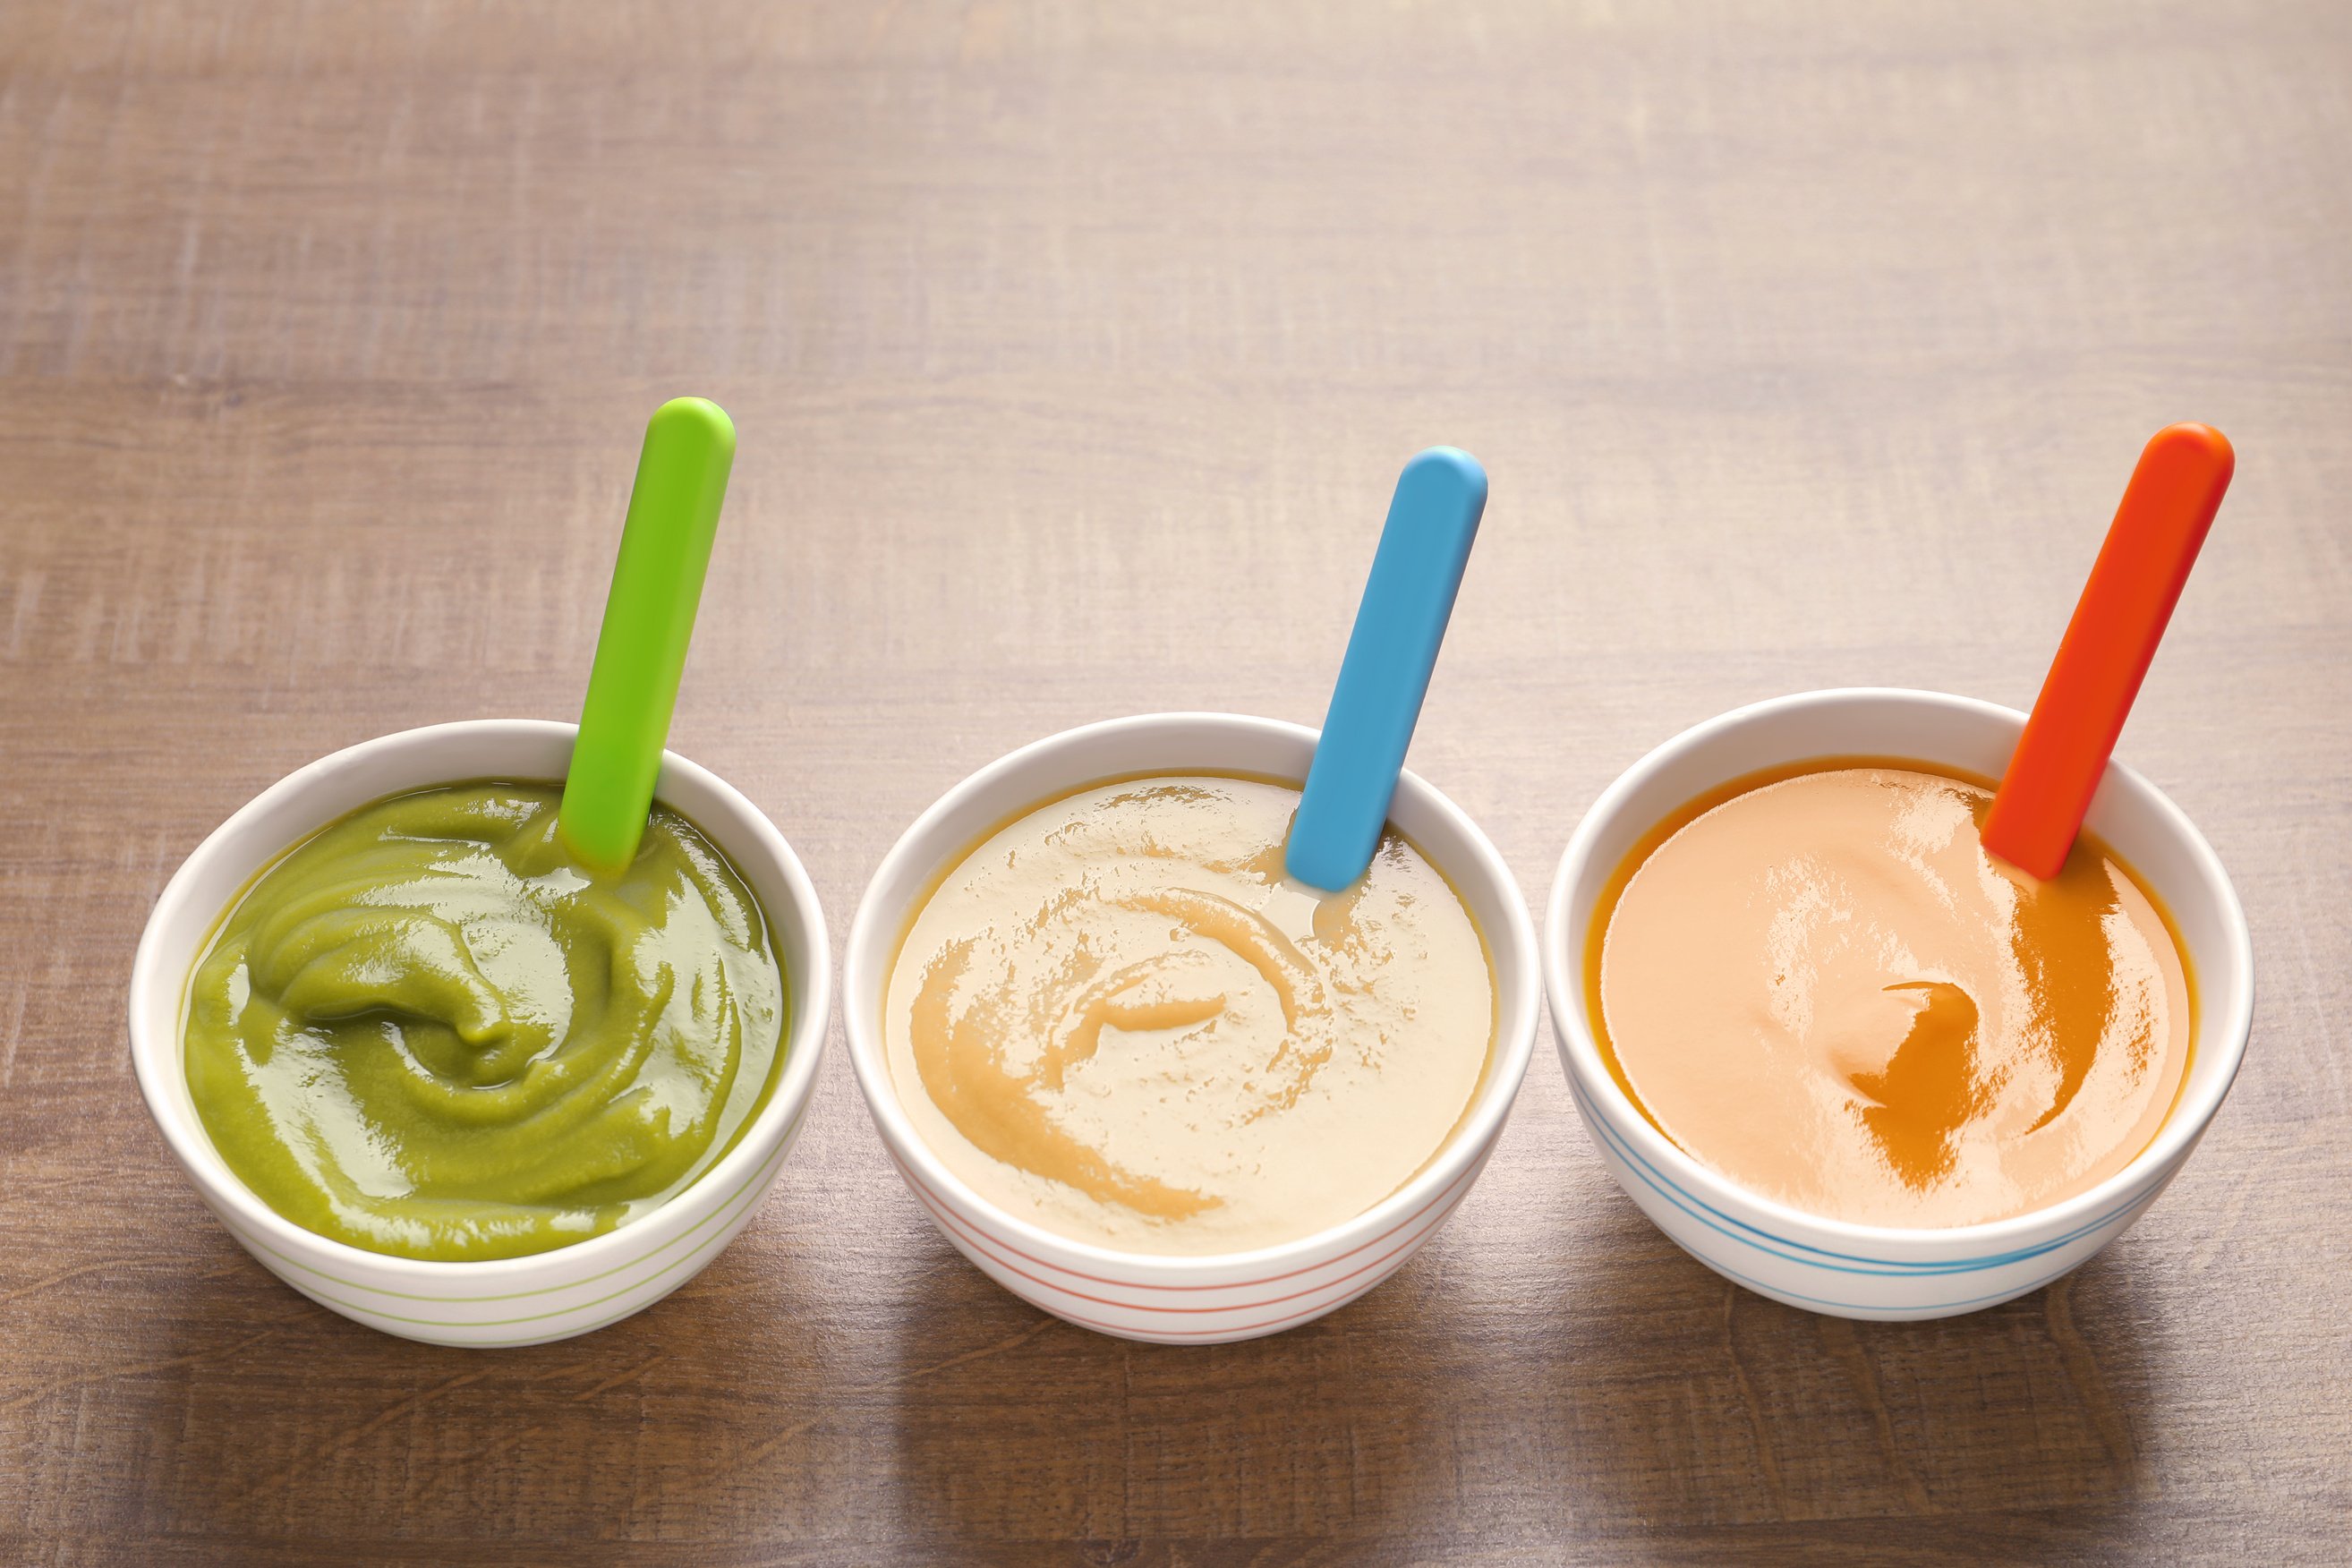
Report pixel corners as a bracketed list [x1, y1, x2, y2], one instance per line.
[1286, 447, 1487, 891]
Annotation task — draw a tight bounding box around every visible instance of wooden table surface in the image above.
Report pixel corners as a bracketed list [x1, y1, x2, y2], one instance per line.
[4, 2, 2348, 1562]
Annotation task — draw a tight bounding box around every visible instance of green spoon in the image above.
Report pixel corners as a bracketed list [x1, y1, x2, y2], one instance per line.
[558, 396, 737, 872]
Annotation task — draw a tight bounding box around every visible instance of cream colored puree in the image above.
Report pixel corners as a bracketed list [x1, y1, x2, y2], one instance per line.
[1593, 763, 2193, 1228]
[884, 776, 1496, 1254]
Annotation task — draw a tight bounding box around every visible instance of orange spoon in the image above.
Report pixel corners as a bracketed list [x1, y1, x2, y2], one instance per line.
[1982, 422, 2235, 879]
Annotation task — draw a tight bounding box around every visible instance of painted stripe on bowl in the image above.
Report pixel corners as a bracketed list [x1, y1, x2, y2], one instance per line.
[880, 1138, 1485, 1296]
[227, 1139, 792, 1330]
[1673, 1237, 2116, 1317]
[207, 1102, 810, 1303]
[890, 1146, 1479, 1317]
[1570, 1080, 2168, 1276]
[1041, 1271, 1402, 1341]
[310, 1290, 674, 1351]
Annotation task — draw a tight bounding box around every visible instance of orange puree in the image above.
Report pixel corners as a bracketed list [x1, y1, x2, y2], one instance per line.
[1589, 762, 2193, 1227]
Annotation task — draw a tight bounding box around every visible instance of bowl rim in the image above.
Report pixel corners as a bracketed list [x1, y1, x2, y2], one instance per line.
[1543, 685, 2256, 1255]
[126, 717, 833, 1284]
[842, 709, 1541, 1278]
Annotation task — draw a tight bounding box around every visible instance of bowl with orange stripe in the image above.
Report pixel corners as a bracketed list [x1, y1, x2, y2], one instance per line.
[128, 720, 831, 1347]
[843, 712, 1540, 1344]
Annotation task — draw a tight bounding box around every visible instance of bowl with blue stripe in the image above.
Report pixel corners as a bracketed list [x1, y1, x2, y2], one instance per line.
[128, 720, 831, 1347]
[1543, 688, 2254, 1320]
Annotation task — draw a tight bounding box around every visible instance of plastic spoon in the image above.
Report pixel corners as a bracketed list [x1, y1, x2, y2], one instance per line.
[558, 396, 738, 872]
[1284, 447, 1488, 892]
[1981, 422, 2234, 880]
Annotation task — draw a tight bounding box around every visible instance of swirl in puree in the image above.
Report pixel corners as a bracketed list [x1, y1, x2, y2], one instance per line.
[884, 777, 1496, 1253]
[1591, 763, 2193, 1227]
[183, 782, 786, 1261]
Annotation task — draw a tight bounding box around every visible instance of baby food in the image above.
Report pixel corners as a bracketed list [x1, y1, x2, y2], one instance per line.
[1589, 762, 2192, 1228]
[183, 781, 787, 1261]
[884, 775, 1495, 1254]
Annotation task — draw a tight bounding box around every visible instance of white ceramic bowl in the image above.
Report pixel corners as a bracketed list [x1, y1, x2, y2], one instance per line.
[1545, 688, 2254, 1320]
[128, 720, 831, 1348]
[844, 712, 1539, 1344]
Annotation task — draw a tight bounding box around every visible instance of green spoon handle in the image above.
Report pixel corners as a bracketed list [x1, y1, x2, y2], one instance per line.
[559, 397, 737, 870]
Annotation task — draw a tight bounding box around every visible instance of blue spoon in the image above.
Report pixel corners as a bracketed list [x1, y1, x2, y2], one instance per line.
[1285, 447, 1488, 892]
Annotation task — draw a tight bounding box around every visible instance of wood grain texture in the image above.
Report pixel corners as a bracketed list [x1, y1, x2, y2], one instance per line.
[3, 1, 2348, 1562]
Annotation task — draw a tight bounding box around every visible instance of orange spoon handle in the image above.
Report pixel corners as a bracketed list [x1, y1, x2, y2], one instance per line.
[1982, 422, 2234, 879]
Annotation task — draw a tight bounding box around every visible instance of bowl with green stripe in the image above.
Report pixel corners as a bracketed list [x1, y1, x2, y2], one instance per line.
[128, 720, 831, 1347]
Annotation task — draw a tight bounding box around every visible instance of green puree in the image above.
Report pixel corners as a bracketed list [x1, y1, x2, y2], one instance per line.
[183, 782, 787, 1262]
